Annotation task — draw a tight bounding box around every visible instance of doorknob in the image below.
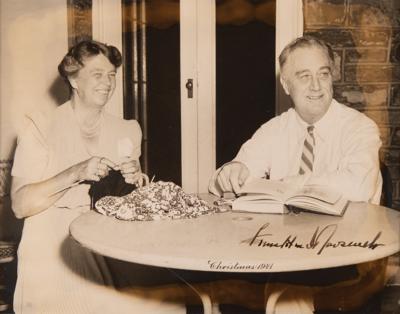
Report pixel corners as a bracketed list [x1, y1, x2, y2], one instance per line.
[185, 79, 193, 98]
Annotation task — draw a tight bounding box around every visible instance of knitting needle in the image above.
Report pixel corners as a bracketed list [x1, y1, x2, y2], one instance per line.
[48, 158, 116, 197]
[49, 180, 86, 197]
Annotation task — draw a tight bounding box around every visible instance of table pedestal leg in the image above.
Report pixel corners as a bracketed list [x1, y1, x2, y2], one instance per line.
[264, 284, 287, 314]
[198, 292, 221, 314]
[264, 283, 314, 314]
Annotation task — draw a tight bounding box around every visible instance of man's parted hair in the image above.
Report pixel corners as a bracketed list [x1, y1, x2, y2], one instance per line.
[279, 35, 334, 72]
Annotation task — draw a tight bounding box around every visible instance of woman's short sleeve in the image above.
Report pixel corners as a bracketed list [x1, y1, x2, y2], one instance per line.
[12, 119, 49, 183]
[117, 119, 142, 160]
[128, 120, 142, 159]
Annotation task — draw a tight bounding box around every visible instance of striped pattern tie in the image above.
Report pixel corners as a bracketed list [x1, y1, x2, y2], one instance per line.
[299, 126, 315, 175]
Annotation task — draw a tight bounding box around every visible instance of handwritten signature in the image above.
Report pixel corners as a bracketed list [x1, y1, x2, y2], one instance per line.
[242, 223, 385, 255]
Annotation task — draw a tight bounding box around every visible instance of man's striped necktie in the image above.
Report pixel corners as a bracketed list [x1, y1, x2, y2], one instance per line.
[299, 126, 315, 175]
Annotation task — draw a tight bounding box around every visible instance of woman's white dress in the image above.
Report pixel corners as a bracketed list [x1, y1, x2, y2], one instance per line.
[11, 102, 185, 314]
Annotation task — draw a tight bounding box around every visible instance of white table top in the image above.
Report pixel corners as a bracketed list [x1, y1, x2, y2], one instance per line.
[69, 197, 400, 273]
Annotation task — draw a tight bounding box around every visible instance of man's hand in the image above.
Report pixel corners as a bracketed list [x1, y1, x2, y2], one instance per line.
[211, 162, 250, 196]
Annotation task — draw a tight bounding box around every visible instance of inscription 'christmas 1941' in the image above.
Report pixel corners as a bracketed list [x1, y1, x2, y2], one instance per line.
[207, 260, 274, 271]
[242, 223, 385, 255]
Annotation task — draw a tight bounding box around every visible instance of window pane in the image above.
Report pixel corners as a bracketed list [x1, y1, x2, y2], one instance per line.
[122, 0, 181, 185]
[216, 0, 276, 166]
[146, 4, 181, 185]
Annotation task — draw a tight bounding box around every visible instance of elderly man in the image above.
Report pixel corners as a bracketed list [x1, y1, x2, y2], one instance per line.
[209, 35, 382, 205]
[209, 36, 386, 313]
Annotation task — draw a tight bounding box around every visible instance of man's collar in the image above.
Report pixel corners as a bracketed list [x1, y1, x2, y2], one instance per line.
[313, 99, 337, 142]
[294, 99, 337, 142]
[294, 112, 308, 144]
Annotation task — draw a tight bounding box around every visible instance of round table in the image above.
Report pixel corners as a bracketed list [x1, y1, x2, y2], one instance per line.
[70, 201, 400, 273]
[70, 199, 400, 313]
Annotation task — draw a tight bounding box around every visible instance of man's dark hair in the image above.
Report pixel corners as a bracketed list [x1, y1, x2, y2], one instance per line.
[279, 35, 334, 72]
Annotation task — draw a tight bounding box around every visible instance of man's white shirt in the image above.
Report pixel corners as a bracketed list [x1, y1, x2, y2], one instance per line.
[211, 99, 382, 204]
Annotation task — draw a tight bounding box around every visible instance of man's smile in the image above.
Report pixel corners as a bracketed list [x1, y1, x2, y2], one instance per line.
[307, 94, 324, 100]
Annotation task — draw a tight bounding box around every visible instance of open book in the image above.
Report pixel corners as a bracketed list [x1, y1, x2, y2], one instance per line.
[232, 179, 349, 216]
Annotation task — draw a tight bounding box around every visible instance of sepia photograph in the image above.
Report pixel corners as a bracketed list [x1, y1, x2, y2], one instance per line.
[1, 0, 400, 313]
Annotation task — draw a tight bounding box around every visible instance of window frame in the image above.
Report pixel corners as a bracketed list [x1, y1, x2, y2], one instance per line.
[92, 0, 304, 193]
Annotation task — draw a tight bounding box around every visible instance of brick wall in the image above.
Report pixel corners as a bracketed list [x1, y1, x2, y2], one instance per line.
[303, 0, 400, 208]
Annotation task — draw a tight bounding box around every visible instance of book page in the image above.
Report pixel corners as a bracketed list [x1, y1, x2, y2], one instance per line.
[288, 196, 349, 216]
[292, 184, 342, 205]
[239, 178, 297, 202]
[231, 196, 288, 214]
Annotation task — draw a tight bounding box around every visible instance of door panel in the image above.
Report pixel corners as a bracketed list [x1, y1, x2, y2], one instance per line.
[215, 6, 276, 166]
[122, 0, 181, 185]
[118, 0, 303, 192]
[146, 23, 181, 185]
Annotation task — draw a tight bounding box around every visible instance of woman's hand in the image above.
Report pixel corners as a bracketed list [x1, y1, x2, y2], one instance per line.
[75, 157, 116, 182]
[117, 157, 142, 185]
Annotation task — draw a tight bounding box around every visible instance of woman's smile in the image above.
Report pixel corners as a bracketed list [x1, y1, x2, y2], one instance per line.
[71, 54, 117, 108]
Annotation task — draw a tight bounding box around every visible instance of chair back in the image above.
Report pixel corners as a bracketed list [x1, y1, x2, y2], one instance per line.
[380, 162, 393, 208]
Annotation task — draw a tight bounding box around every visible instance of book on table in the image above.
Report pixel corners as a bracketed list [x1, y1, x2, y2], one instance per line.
[232, 178, 349, 216]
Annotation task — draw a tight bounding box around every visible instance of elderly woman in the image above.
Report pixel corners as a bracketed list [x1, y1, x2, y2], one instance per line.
[11, 40, 185, 313]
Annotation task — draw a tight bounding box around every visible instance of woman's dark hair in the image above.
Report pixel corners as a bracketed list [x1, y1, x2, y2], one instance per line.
[58, 40, 122, 78]
[279, 35, 334, 72]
